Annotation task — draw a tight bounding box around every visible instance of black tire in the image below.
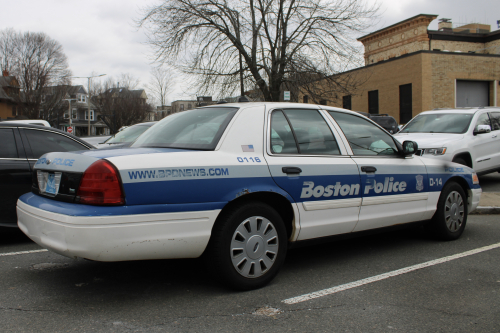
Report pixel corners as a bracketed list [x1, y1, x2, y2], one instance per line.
[452, 157, 468, 167]
[427, 182, 467, 240]
[204, 202, 287, 290]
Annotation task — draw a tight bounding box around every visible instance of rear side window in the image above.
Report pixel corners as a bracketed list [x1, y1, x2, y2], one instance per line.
[270, 109, 340, 155]
[24, 129, 88, 159]
[0, 128, 19, 158]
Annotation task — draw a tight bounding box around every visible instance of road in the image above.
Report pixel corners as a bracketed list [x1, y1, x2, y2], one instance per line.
[479, 172, 500, 192]
[1, 215, 499, 332]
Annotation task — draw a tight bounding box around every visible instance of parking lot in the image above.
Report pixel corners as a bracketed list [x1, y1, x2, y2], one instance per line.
[1, 214, 499, 332]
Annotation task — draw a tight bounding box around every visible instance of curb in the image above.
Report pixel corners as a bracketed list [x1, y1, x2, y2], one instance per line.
[470, 207, 500, 215]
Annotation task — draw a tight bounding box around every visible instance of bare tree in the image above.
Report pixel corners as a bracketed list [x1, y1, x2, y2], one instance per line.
[0, 29, 72, 118]
[146, 66, 176, 107]
[91, 76, 153, 134]
[139, 0, 377, 102]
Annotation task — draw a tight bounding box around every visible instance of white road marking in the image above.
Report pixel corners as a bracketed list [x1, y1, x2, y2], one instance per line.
[283, 242, 500, 305]
[0, 249, 48, 257]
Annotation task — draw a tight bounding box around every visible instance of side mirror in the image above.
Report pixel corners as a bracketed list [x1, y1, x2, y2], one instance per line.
[402, 140, 418, 156]
[474, 124, 491, 135]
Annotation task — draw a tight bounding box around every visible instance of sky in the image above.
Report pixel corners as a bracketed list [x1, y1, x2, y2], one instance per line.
[2, 0, 499, 105]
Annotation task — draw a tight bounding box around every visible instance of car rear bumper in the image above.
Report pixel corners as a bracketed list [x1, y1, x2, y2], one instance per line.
[17, 199, 220, 262]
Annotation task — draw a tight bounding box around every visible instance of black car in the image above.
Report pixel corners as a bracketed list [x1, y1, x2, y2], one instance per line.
[0, 123, 93, 227]
[355, 112, 399, 134]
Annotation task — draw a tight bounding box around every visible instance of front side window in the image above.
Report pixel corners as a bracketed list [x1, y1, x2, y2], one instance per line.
[270, 109, 340, 155]
[475, 113, 491, 130]
[24, 129, 88, 159]
[132, 107, 238, 150]
[488, 112, 500, 131]
[0, 128, 19, 158]
[400, 113, 473, 134]
[329, 111, 398, 156]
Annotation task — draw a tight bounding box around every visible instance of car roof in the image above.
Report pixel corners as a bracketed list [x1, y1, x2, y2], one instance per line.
[0, 122, 94, 148]
[133, 121, 157, 127]
[418, 107, 500, 115]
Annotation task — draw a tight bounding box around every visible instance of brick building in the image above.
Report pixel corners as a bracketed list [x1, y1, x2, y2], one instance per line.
[305, 14, 500, 123]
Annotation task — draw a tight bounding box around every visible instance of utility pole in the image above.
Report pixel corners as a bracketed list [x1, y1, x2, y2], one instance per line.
[73, 74, 106, 135]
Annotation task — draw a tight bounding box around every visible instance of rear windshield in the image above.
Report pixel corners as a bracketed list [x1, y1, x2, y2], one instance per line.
[401, 113, 473, 134]
[132, 107, 238, 150]
[372, 117, 397, 127]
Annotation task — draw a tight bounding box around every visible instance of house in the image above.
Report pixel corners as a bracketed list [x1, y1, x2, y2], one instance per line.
[303, 14, 500, 123]
[171, 100, 197, 114]
[0, 71, 20, 120]
[38, 85, 109, 136]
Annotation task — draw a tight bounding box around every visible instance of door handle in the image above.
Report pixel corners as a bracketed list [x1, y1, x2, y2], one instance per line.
[492, 134, 497, 138]
[282, 167, 302, 174]
[361, 166, 377, 173]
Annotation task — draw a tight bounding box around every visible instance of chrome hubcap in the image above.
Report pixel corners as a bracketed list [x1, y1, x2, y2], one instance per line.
[444, 191, 464, 232]
[230, 216, 279, 278]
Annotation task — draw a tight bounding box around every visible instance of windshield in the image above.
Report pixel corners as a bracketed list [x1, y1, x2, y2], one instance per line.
[400, 114, 473, 134]
[105, 124, 152, 144]
[132, 107, 238, 150]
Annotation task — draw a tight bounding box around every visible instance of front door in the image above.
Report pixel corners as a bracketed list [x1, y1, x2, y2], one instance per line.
[264, 107, 361, 240]
[328, 111, 429, 232]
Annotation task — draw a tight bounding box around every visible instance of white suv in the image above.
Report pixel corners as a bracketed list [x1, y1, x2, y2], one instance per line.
[395, 107, 500, 175]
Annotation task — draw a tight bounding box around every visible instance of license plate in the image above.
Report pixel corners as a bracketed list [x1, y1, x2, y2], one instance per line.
[37, 171, 62, 196]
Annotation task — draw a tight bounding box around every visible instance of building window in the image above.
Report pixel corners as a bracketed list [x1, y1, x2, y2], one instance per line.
[85, 110, 94, 121]
[12, 106, 17, 116]
[303, 95, 309, 103]
[72, 108, 78, 119]
[319, 100, 327, 105]
[188, 103, 192, 110]
[180, 104, 184, 111]
[342, 95, 352, 110]
[78, 94, 87, 103]
[64, 111, 70, 119]
[368, 90, 379, 115]
[399, 84, 412, 124]
[39, 110, 44, 118]
[41, 95, 46, 103]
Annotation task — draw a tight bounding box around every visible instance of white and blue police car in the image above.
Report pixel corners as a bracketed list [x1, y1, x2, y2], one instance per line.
[17, 103, 482, 290]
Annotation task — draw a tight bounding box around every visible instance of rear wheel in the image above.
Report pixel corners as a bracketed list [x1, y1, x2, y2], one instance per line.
[204, 202, 287, 290]
[427, 182, 467, 240]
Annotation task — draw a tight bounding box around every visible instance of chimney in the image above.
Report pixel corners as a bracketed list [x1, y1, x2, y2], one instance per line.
[2, 70, 9, 77]
[438, 18, 453, 31]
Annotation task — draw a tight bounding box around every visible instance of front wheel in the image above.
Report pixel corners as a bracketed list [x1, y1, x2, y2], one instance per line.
[427, 182, 467, 240]
[204, 202, 288, 290]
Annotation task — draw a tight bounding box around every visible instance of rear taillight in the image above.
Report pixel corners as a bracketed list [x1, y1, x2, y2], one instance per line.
[77, 160, 125, 205]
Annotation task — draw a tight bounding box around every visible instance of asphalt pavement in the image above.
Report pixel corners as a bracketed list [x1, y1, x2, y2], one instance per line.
[1, 215, 499, 332]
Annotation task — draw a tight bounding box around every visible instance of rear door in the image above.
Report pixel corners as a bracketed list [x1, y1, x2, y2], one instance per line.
[328, 111, 429, 231]
[264, 107, 361, 240]
[0, 127, 31, 226]
[486, 112, 500, 171]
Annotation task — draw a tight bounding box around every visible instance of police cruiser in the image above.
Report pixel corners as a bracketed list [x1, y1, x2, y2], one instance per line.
[17, 103, 482, 290]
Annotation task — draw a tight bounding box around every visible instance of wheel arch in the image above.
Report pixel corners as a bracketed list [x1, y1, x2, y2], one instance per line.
[452, 152, 472, 168]
[216, 191, 297, 241]
[443, 175, 472, 212]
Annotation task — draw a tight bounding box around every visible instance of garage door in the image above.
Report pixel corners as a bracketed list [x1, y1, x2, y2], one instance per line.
[456, 80, 489, 107]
